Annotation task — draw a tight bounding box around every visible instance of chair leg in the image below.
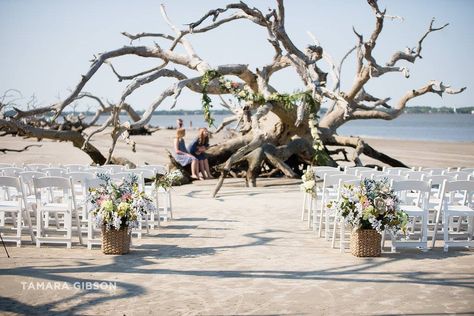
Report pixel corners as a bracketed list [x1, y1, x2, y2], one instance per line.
[331, 217, 337, 248]
[431, 206, 443, 248]
[74, 211, 83, 245]
[443, 213, 449, 252]
[167, 191, 173, 220]
[339, 223, 346, 253]
[317, 198, 325, 238]
[301, 193, 307, 221]
[16, 211, 22, 247]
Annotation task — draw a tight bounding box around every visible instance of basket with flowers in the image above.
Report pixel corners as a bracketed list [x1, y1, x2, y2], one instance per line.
[88, 173, 156, 254]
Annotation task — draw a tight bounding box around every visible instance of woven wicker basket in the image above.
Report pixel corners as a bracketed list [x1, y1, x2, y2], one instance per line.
[350, 229, 381, 257]
[101, 227, 131, 255]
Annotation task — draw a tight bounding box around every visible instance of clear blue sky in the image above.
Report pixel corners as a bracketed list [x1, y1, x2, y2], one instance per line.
[0, 0, 472, 111]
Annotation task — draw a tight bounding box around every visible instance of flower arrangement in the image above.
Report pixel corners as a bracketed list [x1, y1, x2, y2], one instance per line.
[328, 178, 409, 236]
[88, 173, 156, 230]
[300, 168, 317, 197]
[154, 169, 183, 190]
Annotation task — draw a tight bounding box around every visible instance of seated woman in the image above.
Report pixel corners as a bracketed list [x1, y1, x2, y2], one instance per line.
[174, 128, 200, 180]
[188, 127, 213, 179]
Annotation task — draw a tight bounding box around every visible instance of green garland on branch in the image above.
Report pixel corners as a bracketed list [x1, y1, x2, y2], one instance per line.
[200, 70, 221, 127]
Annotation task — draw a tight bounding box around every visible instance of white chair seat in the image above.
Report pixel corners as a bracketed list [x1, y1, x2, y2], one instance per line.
[399, 204, 425, 214]
[0, 201, 20, 209]
[445, 205, 474, 216]
[40, 203, 71, 212]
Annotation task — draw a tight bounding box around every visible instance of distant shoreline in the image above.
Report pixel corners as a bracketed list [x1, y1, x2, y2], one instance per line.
[59, 107, 474, 116]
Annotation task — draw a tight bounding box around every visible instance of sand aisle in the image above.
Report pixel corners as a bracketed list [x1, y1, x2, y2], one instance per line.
[0, 179, 473, 315]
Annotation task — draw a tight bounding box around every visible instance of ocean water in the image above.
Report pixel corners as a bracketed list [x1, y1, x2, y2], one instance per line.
[98, 113, 474, 142]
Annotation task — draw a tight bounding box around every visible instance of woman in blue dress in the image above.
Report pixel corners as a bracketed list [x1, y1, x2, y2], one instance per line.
[174, 128, 200, 179]
[188, 128, 213, 179]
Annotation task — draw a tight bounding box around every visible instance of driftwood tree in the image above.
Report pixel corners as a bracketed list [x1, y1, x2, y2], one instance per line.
[0, 0, 465, 196]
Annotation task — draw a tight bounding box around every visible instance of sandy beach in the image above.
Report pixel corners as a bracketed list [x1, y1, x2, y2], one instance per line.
[0, 130, 473, 315]
[1, 128, 473, 168]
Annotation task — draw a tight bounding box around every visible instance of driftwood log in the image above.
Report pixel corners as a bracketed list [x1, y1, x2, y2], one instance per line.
[0, 1, 465, 196]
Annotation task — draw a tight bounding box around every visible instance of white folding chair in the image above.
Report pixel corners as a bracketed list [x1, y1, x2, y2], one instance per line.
[317, 174, 360, 239]
[389, 180, 432, 251]
[330, 178, 362, 252]
[84, 177, 107, 250]
[301, 167, 341, 227]
[432, 180, 474, 252]
[67, 171, 96, 228]
[33, 176, 81, 248]
[0, 176, 35, 246]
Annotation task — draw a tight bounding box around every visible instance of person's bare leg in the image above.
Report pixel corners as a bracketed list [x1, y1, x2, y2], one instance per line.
[204, 159, 213, 178]
[198, 160, 205, 179]
[191, 159, 199, 179]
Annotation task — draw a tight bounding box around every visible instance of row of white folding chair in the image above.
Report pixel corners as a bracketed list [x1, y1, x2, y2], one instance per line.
[325, 179, 433, 253]
[336, 177, 474, 253]
[0, 176, 35, 246]
[1, 173, 146, 249]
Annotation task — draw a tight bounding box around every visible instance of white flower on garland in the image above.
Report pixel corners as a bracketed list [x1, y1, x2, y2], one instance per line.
[300, 168, 317, 197]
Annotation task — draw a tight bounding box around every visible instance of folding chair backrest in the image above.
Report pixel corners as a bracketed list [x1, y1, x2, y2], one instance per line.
[459, 167, 474, 173]
[441, 180, 474, 206]
[391, 179, 431, 207]
[443, 171, 472, 181]
[358, 170, 384, 179]
[25, 163, 51, 171]
[33, 176, 73, 204]
[43, 168, 67, 177]
[420, 167, 446, 176]
[324, 174, 360, 188]
[1, 167, 24, 176]
[62, 164, 86, 172]
[405, 171, 429, 180]
[337, 178, 361, 195]
[373, 174, 408, 182]
[101, 165, 126, 174]
[344, 166, 375, 175]
[383, 167, 411, 175]
[421, 174, 455, 186]
[67, 172, 97, 196]
[0, 176, 25, 202]
[18, 171, 47, 195]
[314, 169, 341, 180]
[84, 178, 107, 191]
